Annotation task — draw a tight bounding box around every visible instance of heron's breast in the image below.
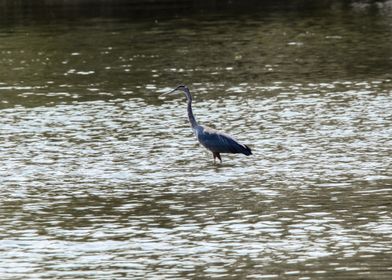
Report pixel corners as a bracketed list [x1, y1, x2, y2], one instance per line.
[193, 126, 203, 138]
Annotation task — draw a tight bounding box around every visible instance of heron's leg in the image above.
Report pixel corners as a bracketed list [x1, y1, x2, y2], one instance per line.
[213, 152, 222, 164]
[216, 153, 222, 163]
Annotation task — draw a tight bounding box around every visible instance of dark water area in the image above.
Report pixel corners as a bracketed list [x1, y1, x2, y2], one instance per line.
[1, 1, 392, 279]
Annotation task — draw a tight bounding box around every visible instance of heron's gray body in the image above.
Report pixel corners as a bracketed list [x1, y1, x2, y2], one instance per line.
[163, 85, 252, 163]
[194, 125, 252, 155]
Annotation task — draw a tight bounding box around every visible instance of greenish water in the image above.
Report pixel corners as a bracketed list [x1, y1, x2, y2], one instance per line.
[1, 1, 392, 279]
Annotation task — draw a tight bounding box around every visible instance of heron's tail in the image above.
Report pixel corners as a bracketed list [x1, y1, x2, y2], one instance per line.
[243, 145, 252, 156]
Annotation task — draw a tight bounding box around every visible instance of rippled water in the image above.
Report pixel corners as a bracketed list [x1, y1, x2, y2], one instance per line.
[1, 1, 392, 279]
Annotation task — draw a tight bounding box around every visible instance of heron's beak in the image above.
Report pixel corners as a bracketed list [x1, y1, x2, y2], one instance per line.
[160, 87, 179, 97]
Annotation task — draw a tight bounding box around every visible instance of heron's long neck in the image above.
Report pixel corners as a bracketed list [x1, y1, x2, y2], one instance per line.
[187, 100, 198, 129]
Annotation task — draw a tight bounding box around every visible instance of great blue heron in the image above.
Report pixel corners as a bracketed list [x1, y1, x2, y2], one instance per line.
[162, 85, 252, 163]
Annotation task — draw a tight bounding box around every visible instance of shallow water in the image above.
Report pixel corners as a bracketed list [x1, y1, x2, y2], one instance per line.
[1, 1, 392, 279]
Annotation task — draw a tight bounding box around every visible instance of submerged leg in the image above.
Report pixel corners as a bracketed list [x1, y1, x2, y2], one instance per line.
[217, 153, 222, 163]
[213, 152, 222, 164]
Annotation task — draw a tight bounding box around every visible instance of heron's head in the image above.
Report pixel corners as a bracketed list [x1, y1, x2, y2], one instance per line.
[161, 85, 192, 102]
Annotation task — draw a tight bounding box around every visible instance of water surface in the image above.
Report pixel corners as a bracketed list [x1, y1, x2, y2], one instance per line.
[1, 1, 392, 279]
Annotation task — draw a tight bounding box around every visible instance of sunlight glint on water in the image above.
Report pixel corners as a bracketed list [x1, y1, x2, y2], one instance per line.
[1, 3, 392, 279]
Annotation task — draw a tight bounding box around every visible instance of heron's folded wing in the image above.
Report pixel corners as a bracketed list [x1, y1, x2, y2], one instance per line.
[198, 129, 248, 154]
